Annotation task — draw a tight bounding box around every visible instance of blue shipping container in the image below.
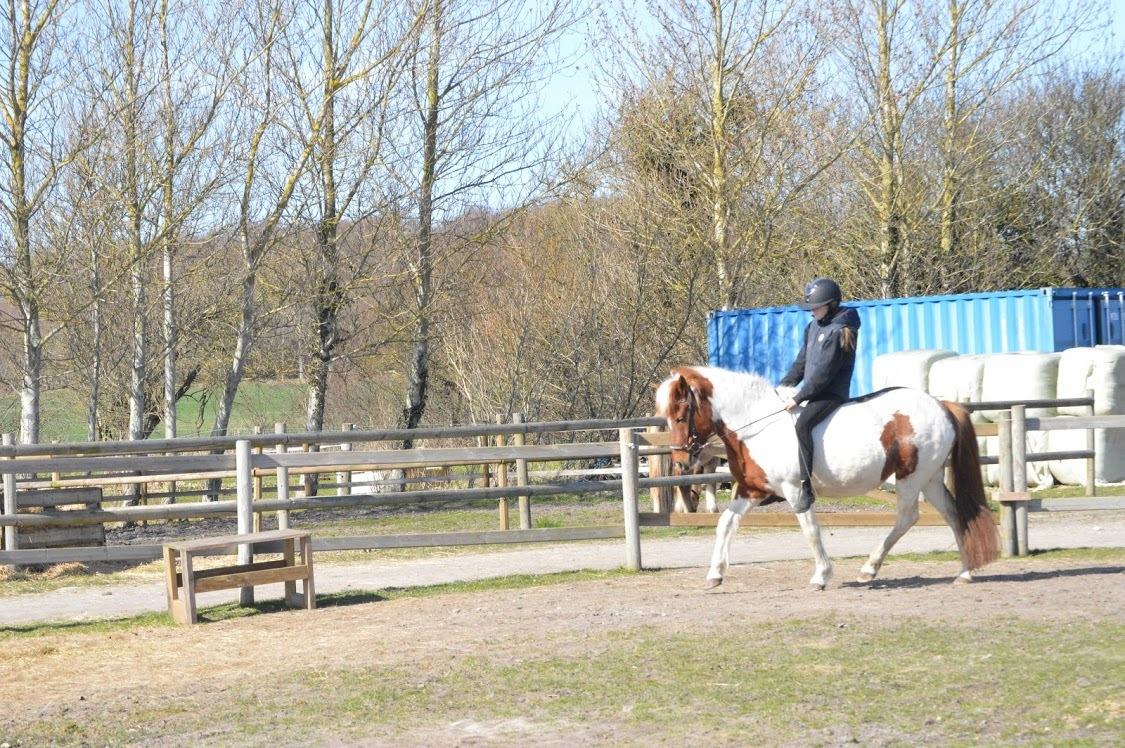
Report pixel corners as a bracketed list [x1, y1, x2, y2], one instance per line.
[707, 287, 1125, 397]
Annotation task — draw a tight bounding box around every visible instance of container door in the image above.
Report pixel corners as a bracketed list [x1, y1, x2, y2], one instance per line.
[1097, 291, 1125, 344]
[1050, 290, 1098, 349]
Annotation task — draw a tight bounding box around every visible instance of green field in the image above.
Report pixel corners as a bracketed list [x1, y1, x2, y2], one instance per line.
[0, 381, 308, 442]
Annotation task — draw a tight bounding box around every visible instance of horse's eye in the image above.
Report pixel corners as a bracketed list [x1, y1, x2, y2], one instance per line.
[675, 416, 686, 423]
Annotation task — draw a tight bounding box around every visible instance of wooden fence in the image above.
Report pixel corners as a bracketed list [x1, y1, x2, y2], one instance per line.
[0, 416, 698, 569]
[1, 395, 1120, 569]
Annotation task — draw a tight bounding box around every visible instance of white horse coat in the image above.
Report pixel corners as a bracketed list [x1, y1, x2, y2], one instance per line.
[656, 366, 998, 588]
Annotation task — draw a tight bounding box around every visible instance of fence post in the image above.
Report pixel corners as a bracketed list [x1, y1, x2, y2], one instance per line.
[3, 433, 16, 552]
[275, 423, 290, 530]
[1011, 404, 1029, 556]
[252, 426, 263, 532]
[997, 411, 1016, 558]
[1085, 388, 1096, 498]
[619, 427, 642, 571]
[339, 423, 354, 497]
[513, 413, 531, 530]
[477, 434, 490, 489]
[646, 425, 673, 513]
[495, 414, 509, 530]
[236, 439, 254, 606]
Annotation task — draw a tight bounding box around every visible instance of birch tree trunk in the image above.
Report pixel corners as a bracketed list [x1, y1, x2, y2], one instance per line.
[401, 0, 442, 447]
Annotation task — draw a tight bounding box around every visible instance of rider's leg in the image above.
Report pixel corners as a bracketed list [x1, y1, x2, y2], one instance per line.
[792, 399, 839, 513]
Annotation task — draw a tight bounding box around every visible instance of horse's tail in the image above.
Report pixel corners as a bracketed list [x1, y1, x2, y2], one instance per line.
[941, 401, 999, 570]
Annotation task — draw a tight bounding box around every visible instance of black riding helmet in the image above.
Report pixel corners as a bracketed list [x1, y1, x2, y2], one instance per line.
[799, 277, 842, 310]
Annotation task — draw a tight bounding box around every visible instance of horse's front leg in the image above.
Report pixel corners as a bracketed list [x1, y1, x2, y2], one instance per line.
[704, 497, 751, 588]
[795, 507, 833, 590]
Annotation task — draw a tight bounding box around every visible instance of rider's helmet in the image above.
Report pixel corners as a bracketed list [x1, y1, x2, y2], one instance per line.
[799, 277, 842, 311]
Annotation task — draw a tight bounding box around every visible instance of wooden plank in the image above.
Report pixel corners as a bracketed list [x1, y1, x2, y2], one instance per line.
[183, 558, 290, 583]
[300, 534, 315, 610]
[0, 454, 236, 476]
[166, 529, 309, 552]
[310, 527, 625, 551]
[973, 423, 999, 437]
[15, 487, 102, 508]
[261, 443, 621, 470]
[639, 512, 953, 528]
[0, 417, 665, 459]
[1, 544, 165, 564]
[992, 491, 1033, 503]
[18, 525, 105, 549]
[1027, 414, 1125, 431]
[193, 564, 310, 594]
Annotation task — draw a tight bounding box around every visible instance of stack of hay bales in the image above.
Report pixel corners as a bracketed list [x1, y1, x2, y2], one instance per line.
[873, 350, 1061, 487]
[927, 355, 988, 423]
[1048, 346, 1125, 484]
[975, 353, 1060, 487]
[871, 349, 957, 391]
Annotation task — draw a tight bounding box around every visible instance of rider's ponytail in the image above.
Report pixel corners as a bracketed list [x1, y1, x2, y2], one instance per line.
[839, 326, 857, 353]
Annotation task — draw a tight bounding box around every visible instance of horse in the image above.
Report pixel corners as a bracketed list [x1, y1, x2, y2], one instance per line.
[654, 365, 999, 589]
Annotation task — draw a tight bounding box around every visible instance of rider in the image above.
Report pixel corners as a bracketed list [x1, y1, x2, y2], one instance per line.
[779, 277, 861, 513]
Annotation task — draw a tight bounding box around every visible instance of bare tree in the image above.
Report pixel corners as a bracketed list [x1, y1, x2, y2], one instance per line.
[392, 0, 575, 445]
[284, 0, 420, 435]
[601, 0, 853, 310]
[211, 0, 318, 438]
[0, 0, 97, 444]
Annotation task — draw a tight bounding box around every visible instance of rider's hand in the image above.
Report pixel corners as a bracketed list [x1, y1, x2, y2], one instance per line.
[783, 398, 797, 412]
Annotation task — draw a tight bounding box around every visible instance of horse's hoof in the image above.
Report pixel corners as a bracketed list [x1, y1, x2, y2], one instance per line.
[810, 583, 826, 592]
[856, 572, 875, 584]
[704, 578, 722, 590]
[953, 574, 973, 585]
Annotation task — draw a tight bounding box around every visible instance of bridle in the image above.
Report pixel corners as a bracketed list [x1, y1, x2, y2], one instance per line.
[672, 386, 789, 459]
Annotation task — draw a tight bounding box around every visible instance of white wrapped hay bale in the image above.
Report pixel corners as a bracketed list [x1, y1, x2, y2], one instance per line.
[978, 434, 1055, 488]
[928, 354, 988, 423]
[336, 469, 405, 494]
[1056, 346, 1125, 416]
[979, 352, 1061, 421]
[872, 349, 957, 392]
[1048, 418, 1125, 484]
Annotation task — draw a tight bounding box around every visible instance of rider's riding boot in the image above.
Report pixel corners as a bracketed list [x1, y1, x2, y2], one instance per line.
[792, 479, 815, 513]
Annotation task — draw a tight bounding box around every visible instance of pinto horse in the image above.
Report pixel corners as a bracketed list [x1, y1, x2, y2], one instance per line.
[655, 366, 998, 589]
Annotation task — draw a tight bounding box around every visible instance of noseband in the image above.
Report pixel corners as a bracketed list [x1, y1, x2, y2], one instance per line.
[677, 387, 711, 460]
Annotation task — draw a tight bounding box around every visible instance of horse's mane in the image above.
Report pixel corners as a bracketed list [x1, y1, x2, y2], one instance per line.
[660, 366, 779, 425]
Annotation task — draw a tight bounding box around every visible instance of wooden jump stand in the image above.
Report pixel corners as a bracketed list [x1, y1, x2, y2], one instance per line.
[163, 529, 315, 625]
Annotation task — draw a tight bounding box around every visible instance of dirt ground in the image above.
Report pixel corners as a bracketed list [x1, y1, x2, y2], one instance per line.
[3, 553, 1122, 745]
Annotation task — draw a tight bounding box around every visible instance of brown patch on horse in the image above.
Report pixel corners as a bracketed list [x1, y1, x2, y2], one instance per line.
[671, 367, 714, 400]
[717, 424, 773, 500]
[879, 413, 919, 481]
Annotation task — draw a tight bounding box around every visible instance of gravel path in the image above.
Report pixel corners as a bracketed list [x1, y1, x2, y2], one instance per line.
[2, 510, 1122, 627]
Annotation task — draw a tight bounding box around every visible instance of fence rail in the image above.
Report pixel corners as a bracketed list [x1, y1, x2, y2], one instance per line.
[2, 396, 1121, 569]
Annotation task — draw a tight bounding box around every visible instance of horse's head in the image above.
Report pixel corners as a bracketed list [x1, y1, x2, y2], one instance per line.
[655, 368, 717, 473]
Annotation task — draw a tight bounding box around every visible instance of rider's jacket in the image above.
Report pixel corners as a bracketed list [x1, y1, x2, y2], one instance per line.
[780, 306, 861, 404]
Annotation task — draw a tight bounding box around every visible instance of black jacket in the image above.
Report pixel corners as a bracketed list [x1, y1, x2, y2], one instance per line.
[780, 306, 861, 404]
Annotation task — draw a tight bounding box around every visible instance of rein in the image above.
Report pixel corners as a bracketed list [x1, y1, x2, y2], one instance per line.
[673, 386, 789, 456]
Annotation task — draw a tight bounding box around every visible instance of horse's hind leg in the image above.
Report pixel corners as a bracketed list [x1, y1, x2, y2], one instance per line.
[704, 497, 750, 587]
[857, 479, 922, 583]
[700, 459, 719, 513]
[917, 475, 974, 584]
[795, 508, 833, 590]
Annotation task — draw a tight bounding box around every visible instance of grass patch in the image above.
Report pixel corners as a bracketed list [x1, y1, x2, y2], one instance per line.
[0, 381, 307, 442]
[8, 614, 1122, 745]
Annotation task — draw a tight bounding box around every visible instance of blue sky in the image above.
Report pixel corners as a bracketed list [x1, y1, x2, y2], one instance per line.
[547, 0, 1125, 140]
